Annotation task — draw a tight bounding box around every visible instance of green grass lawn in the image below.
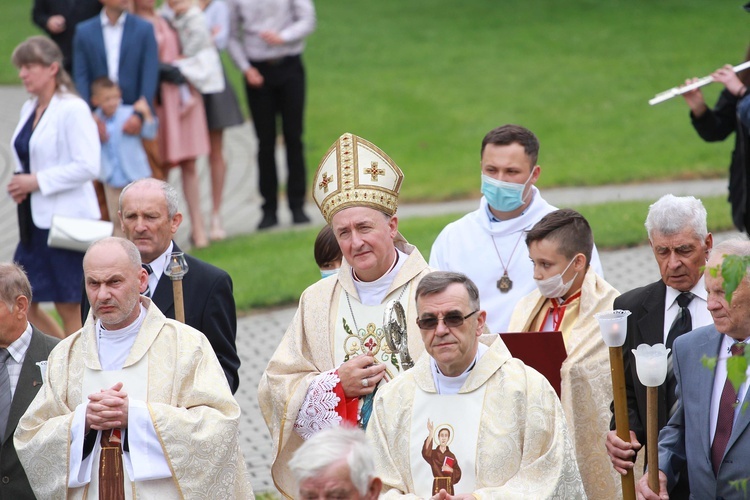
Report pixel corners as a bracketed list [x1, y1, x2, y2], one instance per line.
[193, 195, 736, 312]
[4, 1, 744, 312]
[3, 0, 746, 202]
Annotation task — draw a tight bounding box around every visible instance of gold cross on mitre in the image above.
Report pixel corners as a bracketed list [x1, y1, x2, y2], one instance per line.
[318, 172, 333, 193]
[364, 161, 385, 181]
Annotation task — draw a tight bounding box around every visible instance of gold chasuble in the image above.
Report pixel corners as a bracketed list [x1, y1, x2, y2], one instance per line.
[258, 238, 431, 499]
[508, 267, 620, 499]
[14, 300, 253, 499]
[368, 336, 586, 498]
[334, 283, 411, 382]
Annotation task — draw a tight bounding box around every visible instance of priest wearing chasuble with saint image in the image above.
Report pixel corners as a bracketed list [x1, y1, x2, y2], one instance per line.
[14, 237, 253, 499]
[258, 133, 432, 498]
[367, 271, 585, 498]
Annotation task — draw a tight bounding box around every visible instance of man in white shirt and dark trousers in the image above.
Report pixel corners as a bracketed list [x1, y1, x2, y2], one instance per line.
[227, 0, 316, 229]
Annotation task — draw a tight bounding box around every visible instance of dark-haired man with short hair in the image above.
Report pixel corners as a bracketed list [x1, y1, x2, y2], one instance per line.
[430, 124, 603, 334]
[508, 208, 620, 499]
[368, 271, 585, 498]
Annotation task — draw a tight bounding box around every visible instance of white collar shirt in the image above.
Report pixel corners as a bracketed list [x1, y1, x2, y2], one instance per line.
[143, 241, 175, 296]
[100, 10, 127, 83]
[709, 334, 750, 445]
[663, 276, 712, 343]
[5, 323, 33, 399]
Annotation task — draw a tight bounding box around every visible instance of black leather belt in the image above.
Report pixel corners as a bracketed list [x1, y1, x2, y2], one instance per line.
[250, 54, 300, 66]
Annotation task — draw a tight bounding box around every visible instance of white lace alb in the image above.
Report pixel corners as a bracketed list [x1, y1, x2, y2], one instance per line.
[294, 369, 342, 440]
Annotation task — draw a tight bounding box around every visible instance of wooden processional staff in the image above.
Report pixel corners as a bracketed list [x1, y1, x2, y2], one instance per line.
[595, 310, 636, 500]
[165, 252, 188, 323]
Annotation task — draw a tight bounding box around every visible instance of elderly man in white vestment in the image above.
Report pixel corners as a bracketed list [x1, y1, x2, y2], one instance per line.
[14, 237, 253, 499]
[367, 271, 585, 499]
[429, 124, 603, 334]
[258, 133, 431, 498]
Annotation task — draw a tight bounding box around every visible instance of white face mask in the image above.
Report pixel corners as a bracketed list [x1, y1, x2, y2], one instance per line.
[534, 256, 579, 299]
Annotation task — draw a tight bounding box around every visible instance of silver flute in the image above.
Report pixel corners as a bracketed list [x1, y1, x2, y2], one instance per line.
[649, 60, 750, 106]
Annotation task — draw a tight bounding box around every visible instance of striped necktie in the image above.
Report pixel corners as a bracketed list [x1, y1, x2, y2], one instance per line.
[0, 349, 12, 440]
[142, 264, 154, 298]
[711, 342, 746, 475]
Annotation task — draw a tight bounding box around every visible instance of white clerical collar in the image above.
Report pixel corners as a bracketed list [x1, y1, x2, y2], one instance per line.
[96, 303, 147, 370]
[431, 342, 489, 395]
[352, 248, 408, 306]
[144, 241, 175, 295]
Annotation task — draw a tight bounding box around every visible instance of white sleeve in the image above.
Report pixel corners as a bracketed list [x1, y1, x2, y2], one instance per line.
[68, 403, 97, 488]
[293, 369, 342, 440]
[122, 399, 172, 481]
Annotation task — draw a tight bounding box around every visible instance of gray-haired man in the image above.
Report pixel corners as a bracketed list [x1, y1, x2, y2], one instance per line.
[606, 194, 714, 498]
[290, 426, 381, 500]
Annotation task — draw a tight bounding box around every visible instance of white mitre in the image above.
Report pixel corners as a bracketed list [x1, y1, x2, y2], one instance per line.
[312, 132, 404, 224]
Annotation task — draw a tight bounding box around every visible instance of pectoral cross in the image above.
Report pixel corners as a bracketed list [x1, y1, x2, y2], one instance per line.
[497, 272, 512, 293]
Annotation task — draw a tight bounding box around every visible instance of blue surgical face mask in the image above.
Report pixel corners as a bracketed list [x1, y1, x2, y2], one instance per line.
[320, 268, 339, 280]
[481, 172, 534, 213]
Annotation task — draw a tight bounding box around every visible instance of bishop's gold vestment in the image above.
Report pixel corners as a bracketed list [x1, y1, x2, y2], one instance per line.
[509, 267, 620, 500]
[14, 299, 253, 499]
[258, 239, 430, 498]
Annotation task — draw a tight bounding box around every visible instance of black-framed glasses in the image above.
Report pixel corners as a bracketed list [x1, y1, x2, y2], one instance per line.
[416, 310, 479, 330]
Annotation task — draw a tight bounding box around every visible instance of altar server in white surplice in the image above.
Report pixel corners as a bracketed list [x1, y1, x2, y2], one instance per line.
[429, 124, 603, 335]
[258, 133, 431, 498]
[14, 237, 253, 499]
[367, 271, 585, 499]
[508, 209, 620, 499]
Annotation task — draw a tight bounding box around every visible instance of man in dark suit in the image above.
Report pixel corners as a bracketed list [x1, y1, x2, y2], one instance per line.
[32, 0, 102, 73]
[606, 195, 713, 498]
[637, 239, 750, 498]
[0, 263, 59, 499]
[72, 0, 158, 115]
[82, 179, 240, 393]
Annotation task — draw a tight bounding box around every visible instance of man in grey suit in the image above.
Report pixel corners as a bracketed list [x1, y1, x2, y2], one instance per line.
[637, 239, 750, 499]
[606, 195, 713, 498]
[0, 263, 58, 498]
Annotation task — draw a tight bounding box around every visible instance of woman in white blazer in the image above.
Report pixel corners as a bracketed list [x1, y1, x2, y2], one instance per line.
[7, 36, 100, 338]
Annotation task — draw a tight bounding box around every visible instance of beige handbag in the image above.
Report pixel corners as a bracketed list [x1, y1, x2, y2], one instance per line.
[47, 215, 113, 252]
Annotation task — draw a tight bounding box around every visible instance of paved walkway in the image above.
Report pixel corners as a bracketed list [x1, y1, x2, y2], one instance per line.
[0, 85, 745, 495]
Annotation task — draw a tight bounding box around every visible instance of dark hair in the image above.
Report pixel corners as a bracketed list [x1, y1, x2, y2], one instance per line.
[11, 36, 76, 94]
[415, 271, 480, 310]
[314, 225, 342, 267]
[525, 208, 593, 266]
[480, 124, 540, 165]
[91, 76, 119, 96]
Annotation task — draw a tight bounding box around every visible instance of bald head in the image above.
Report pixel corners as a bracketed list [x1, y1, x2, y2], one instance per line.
[84, 237, 148, 330]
